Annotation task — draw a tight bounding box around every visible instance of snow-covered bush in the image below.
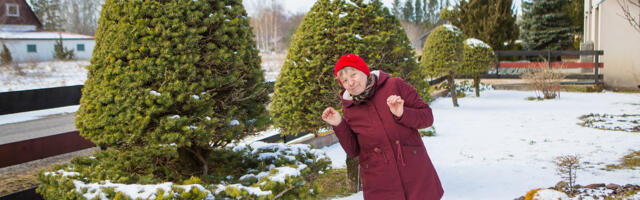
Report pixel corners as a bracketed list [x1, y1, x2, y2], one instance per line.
[461, 38, 496, 97]
[420, 24, 465, 107]
[38, 142, 331, 200]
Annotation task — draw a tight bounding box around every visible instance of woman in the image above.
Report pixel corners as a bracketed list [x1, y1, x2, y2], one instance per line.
[322, 54, 443, 200]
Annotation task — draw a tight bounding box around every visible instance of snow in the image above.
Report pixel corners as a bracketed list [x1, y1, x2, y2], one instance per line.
[324, 90, 640, 200]
[149, 90, 161, 97]
[0, 60, 89, 92]
[191, 94, 200, 100]
[0, 31, 94, 39]
[44, 169, 80, 177]
[169, 115, 180, 119]
[0, 105, 78, 125]
[186, 125, 197, 130]
[354, 34, 362, 40]
[443, 24, 462, 36]
[229, 120, 240, 126]
[71, 180, 214, 200]
[214, 184, 271, 196]
[465, 38, 491, 49]
[339, 12, 348, 18]
[267, 164, 307, 183]
[447, 6, 454, 11]
[580, 114, 640, 132]
[533, 189, 569, 199]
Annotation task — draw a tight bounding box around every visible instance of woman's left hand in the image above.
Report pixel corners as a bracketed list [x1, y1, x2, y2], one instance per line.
[386, 95, 404, 117]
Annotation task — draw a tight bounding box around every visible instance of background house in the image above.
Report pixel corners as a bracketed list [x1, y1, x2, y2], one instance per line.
[0, 0, 95, 62]
[584, 0, 640, 91]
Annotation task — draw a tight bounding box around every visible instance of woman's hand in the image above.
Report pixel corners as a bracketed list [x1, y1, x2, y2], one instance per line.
[322, 107, 342, 126]
[387, 95, 404, 117]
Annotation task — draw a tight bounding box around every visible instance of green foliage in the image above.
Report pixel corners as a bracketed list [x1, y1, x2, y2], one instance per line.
[37, 143, 332, 199]
[271, 0, 423, 136]
[461, 38, 496, 75]
[418, 126, 436, 137]
[562, 0, 584, 35]
[450, 0, 519, 51]
[420, 24, 464, 77]
[439, 6, 458, 23]
[1, 44, 12, 65]
[76, 0, 269, 152]
[54, 36, 74, 60]
[520, 0, 575, 50]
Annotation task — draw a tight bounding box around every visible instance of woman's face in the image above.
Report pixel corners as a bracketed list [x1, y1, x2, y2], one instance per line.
[338, 67, 368, 96]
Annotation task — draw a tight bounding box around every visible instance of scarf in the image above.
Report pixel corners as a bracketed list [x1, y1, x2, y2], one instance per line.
[352, 73, 377, 101]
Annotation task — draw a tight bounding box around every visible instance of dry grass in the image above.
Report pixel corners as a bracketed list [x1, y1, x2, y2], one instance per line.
[313, 168, 353, 199]
[606, 151, 640, 170]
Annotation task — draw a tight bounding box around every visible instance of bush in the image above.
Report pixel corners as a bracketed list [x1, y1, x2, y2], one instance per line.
[75, 0, 269, 175]
[271, 0, 422, 136]
[37, 142, 332, 200]
[461, 38, 496, 97]
[420, 24, 464, 107]
[554, 155, 580, 196]
[53, 36, 74, 60]
[521, 64, 566, 99]
[1, 43, 12, 65]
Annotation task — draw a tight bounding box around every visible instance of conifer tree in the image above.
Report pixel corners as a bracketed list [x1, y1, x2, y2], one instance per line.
[271, 0, 420, 137]
[76, 0, 269, 175]
[420, 24, 464, 107]
[520, 0, 574, 50]
[461, 38, 496, 97]
[1, 44, 12, 65]
[449, 0, 519, 51]
[53, 36, 74, 60]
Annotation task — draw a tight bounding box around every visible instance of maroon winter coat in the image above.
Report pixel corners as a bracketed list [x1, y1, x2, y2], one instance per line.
[332, 71, 443, 200]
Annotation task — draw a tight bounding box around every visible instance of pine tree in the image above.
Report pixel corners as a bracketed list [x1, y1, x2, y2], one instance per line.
[449, 0, 518, 51]
[420, 24, 464, 107]
[461, 38, 496, 97]
[271, 0, 420, 137]
[53, 36, 74, 60]
[520, 0, 574, 50]
[403, 0, 415, 22]
[1, 44, 12, 65]
[76, 0, 269, 175]
[415, 0, 424, 23]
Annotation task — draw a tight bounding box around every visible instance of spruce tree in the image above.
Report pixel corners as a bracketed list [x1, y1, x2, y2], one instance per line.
[271, 0, 420, 137]
[76, 0, 269, 175]
[461, 38, 496, 97]
[449, 0, 518, 51]
[53, 36, 74, 60]
[420, 24, 464, 107]
[1, 44, 12, 65]
[520, 0, 574, 50]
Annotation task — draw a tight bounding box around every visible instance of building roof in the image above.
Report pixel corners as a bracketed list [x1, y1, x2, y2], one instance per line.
[0, 0, 43, 29]
[0, 31, 94, 40]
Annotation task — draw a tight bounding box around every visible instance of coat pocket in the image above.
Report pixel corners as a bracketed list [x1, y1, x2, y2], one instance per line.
[358, 152, 390, 192]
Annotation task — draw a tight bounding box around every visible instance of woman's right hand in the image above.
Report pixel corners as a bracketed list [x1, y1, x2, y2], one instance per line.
[322, 107, 342, 126]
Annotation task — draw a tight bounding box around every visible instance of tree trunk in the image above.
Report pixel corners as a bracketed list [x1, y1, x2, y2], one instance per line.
[346, 157, 360, 192]
[178, 146, 211, 176]
[447, 71, 459, 107]
[473, 73, 480, 97]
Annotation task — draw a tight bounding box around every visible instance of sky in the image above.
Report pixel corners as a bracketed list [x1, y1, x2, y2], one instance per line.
[244, 0, 522, 16]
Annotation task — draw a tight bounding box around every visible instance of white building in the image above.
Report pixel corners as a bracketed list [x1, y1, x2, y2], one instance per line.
[0, 0, 95, 62]
[584, 0, 640, 91]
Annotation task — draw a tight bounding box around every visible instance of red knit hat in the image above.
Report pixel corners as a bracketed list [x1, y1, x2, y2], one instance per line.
[334, 54, 370, 85]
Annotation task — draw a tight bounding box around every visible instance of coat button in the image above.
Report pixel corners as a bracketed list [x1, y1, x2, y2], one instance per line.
[413, 150, 417, 154]
[395, 140, 400, 144]
[374, 147, 380, 152]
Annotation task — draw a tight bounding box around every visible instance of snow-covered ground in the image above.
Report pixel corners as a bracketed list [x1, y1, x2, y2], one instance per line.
[324, 90, 640, 200]
[0, 105, 78, 125]
[0, 60, 89, 92]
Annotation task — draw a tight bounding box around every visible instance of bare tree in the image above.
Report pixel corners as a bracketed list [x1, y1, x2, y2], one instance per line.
[618, 0, 640, 33]
[247, 0, 286, 53]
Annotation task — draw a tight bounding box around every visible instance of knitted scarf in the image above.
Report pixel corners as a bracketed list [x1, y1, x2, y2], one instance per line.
[352, 73, 377, 101]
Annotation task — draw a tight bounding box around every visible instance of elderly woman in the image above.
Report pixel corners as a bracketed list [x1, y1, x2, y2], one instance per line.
[322, 54, 443, 200]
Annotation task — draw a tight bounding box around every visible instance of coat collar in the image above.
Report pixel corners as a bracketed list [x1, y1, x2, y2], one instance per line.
[340, 70, 388, 107]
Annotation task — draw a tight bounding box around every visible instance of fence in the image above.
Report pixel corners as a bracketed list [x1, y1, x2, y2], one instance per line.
[494, 50, 605, 83]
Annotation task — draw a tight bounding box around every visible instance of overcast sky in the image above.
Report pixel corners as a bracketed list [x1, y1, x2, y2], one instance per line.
[243, 0, 522, 16]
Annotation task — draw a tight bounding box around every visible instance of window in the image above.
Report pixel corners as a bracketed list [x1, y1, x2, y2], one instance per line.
[6, 4, 19, 17]
[27, 44, 36, 53]
[77, 44, 85, 52]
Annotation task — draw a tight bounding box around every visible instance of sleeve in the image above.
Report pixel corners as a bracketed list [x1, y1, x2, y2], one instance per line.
[392, 78, 434, 129]
[332, 118, 360, 158]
